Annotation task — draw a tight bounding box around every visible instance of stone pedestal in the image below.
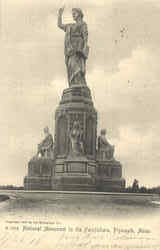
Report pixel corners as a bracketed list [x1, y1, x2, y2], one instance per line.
[24, 85, 126, 192]
[96, 159, 125, 191]
[52, 156, 96, 191]
[52, 85, 97, 190]
[54, 86, 97, 158]
[24, 157, 53, 190]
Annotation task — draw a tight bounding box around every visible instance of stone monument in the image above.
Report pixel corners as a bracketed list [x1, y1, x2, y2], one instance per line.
[24, 7, 125, 191]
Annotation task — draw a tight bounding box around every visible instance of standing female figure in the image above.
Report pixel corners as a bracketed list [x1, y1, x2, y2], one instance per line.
[58, 7, 89, 87]
[69, 120, 84, 156]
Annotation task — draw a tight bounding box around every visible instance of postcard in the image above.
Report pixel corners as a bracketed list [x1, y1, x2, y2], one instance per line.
[0, 0, 160, 249]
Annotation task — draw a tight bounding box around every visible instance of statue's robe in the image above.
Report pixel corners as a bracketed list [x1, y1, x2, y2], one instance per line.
[61, 22, 89, 86]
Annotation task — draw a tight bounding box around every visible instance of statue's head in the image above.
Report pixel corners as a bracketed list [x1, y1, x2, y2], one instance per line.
[100, 129, 106, 135]
[44, 126, 49, 134]
[72, 8, 84, 21]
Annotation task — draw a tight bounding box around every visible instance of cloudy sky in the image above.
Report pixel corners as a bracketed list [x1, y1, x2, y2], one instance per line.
[0, 0, 160, 187]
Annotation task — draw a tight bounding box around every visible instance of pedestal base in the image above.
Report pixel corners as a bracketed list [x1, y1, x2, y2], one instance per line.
[96, 177, 125, 192]
[96, 159, 125, 191]
[24, 157, 54, 190]
[24, 176, 52, 190]
[52, 174, 96, 191]
[52, 156, 96, 191]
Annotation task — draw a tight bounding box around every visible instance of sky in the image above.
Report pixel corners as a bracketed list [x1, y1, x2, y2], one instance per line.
[0, 0, 160, 187]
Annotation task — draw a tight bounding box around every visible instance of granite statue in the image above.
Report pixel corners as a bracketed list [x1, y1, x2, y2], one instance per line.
[24, 7, 125, 191]
[58, 7, 89, 87]
[37, 126, 54, 158]
[98, 129, 115, 160]
[69, 120, 84, 156]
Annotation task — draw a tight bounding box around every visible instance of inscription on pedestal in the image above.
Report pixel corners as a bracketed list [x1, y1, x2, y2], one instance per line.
[68, 162, 86, 173]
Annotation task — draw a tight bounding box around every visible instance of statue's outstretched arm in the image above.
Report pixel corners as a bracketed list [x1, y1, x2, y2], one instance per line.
[57, 7, 66, 31]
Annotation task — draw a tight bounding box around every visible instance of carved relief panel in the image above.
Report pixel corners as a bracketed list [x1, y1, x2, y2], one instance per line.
[85, 113, 97, 157]
[56, 115, 68, 156]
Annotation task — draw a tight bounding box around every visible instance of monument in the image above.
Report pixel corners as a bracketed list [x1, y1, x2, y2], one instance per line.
[24, 7, 125, 191]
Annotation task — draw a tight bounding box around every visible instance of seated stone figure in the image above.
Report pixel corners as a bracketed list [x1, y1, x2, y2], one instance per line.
[37, 126, 54, 158]
[98, 129, 115, 160]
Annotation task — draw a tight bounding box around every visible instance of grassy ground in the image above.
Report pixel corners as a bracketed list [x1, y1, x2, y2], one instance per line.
[0, 193, 159, 219]
[0, 194, 160, 250]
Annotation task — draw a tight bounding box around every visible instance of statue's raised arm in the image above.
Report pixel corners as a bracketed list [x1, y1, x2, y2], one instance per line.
[57, 6, 66, 31]
[57, 7, 89, 87]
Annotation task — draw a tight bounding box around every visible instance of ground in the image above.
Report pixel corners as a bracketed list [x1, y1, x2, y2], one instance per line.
[0, 193, 160, 250]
